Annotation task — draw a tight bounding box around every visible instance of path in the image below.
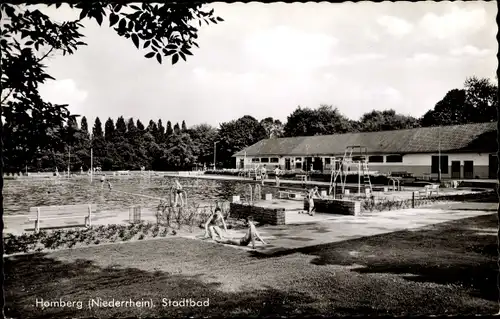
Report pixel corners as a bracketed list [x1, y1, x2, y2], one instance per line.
[183, 201, 497, 255]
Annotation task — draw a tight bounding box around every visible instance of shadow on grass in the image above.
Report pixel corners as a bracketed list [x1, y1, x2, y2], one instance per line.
[250, 214, 498, 303]
[4, 253, 317, 319]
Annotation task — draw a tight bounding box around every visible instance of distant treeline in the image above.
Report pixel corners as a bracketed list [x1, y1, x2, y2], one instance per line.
[2, 76, 496, 172]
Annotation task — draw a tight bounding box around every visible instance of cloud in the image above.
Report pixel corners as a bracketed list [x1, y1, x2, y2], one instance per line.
[419, 6, 487, 39]
[450, 45, 491, 57]
[377, 15, 414, 36]
[39, 79, 88, 115]
[331, 53, 386, 66]
[243, 26, 338, 72]
[406, 53, 440, 64]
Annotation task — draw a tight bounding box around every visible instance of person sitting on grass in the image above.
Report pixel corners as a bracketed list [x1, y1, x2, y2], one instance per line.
[173, 178, 185, 207]
[215, 216, 267, 250]
[203, 207, 228, 240]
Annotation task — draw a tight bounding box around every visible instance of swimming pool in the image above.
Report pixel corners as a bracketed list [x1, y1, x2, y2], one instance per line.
[3, 175, 281, 215]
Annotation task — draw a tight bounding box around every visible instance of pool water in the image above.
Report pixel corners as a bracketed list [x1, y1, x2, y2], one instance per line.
[3, 176, 281, 215]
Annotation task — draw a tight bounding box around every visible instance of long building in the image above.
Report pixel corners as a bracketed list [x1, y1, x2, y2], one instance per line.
[232, 122, 498, 180]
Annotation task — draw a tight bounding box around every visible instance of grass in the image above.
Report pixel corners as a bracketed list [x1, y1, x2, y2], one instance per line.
[4, 211, 497, 318]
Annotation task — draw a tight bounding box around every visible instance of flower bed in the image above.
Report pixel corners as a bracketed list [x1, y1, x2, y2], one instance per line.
[4, 200, 250, 255]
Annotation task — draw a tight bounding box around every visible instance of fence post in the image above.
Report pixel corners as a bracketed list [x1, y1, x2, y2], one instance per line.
[88, 204, 92, 228]
[35, 207, 40, 233]
[412, 191, 415, 208]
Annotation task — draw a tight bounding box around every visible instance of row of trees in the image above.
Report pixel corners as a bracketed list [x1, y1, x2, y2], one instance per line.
[3, 76, 496, 172]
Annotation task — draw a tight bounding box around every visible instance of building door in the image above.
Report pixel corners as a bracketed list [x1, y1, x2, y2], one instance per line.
[304, 157, 312, 171]
[285, 158, 291, 170]
[239, 159, 244, 169]
[313, 157, 323, 172]
[464, 161, 474, 179]
[489, 154, 497, 179]
[451, 161, 461, 179]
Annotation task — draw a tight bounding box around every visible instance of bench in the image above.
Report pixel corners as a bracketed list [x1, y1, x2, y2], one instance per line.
[417, 184, 439, 197]
[278, 190, 304, 200]
[28, 204, 97, 233]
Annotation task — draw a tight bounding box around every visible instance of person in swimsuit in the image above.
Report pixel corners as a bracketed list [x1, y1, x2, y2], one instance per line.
[173, 179, 185, 207]
[274, 166, 281, 187]
[306, 186, 321, 216]
[215, 216, 267, 249]
[260, 165, 267, 185]
[203, 207, 228, 240]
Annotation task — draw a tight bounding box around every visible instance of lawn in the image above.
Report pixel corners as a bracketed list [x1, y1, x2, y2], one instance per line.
[4, 213, 498, 318]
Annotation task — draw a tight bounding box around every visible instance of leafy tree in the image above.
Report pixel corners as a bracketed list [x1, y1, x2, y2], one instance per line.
[283, 105, 354, 137]
[147, 120, 159, 143]
[115, 116, 127, 137]
[189, 123, 218, 165]
[104, 117, 115, 142]
[218, 115, 267, 168]
[359, 109, 420, 132]
[0, 1, 223, 181]
[173, 122, 181, 135]
[80, 116, 89, 135]
[162, 132, 196, 170]
[464, 76, 497, 123]
[92, 117, 104, 139]
[260, 117, 284, 138]
[136, 119, 145, 132]
[166, 120, 173, 137]
[157, 119, 165, 144]
[90, 117, 105, 168]
[421, 77, 497, 127]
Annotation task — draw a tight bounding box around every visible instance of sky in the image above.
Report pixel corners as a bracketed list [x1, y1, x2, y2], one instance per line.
[37, 1, 498, 129]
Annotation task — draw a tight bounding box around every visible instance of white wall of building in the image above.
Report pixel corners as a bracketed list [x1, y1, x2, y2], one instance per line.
[402, 153, 489, 166]
[234, 152, 494, 179]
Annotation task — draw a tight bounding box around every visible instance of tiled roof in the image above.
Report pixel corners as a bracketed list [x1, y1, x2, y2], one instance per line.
[233, 122, 497, 157]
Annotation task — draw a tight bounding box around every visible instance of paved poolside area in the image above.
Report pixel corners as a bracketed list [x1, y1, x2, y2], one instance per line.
[203, 201, 497, 254]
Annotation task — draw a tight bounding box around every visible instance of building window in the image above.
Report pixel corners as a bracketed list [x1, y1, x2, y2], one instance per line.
[295, 157, 302, 162]
[369, 155, 384, 163]
[386, 155, 403, 163]
[325, 158, 331, 165]
[270, 158, 279, 163]
[295, 162, 302, 169]
[251, 158, 260, 163]
[431, 155, 449, 174]
[261, 158, 269, 163]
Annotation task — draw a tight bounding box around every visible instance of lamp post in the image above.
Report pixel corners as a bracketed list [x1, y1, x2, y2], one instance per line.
[213, 141, 218, 170]
[90, 133, 93, 183]
[67, 146, 71, 179]
[438, 126, 441, 182]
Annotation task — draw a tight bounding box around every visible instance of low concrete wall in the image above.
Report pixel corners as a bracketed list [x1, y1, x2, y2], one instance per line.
[304, 198, 361, 216]
[230, 203, 286, 225]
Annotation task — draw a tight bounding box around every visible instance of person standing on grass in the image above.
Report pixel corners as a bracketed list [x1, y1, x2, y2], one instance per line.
[173, 178, 185, 207]
[274, 166, 281, 187]
[203, 207, 228, 240]
[100, 174, 106, 189]
[215, 216, 267, 250]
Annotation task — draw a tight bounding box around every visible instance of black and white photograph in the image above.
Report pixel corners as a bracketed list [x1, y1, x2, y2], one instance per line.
[1, 1, 499, 317]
